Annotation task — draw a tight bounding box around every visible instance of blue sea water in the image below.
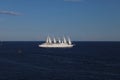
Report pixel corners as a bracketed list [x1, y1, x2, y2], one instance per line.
[0, 41, 120, 80]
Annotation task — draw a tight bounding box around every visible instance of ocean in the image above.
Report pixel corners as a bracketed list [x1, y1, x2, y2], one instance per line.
[0, 41, 120, 80]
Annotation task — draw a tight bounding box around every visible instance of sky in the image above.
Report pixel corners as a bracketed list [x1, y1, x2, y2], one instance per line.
[0, 0, 120, 41]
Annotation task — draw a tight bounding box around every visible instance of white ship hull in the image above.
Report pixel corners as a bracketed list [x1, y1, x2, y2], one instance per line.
[39, 43, 73, 48]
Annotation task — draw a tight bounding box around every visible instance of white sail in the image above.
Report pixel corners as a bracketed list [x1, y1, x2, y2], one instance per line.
[58, 38, 61, 43]
[48, 36, 52, 44]
[53, 37, 56, 43]
[68, 37, 71, 45]
[63, 37, 67, 43]
[46, 36, 49, 43]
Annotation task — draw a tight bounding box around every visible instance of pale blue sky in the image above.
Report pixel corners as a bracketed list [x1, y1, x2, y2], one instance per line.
[0, 0, 120, 41]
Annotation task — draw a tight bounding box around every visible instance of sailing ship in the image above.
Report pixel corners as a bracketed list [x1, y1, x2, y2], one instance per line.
[39, 36, 74, 48]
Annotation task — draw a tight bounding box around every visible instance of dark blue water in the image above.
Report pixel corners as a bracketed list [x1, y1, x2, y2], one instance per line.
[0, 41, 120, 80]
